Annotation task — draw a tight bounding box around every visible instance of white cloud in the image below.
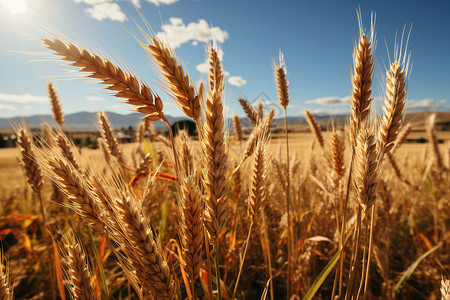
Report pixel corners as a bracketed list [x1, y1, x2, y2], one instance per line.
[145, 0, 179, 5]
[131, 0, 141, 7]
[87, 96, 105, 102]
[407, 98, 446, 111]
[0, 103, 16, 111]
[0, 93, 47, 104]
[85, 2, 127, 22]
[196, 60, 208, 74]
[1, 0, 27, 15]
[228, 76, 247, 87]
[157, 18, 229, 48]
[306, 96, 350, 106]
[73, 0, 111, 4]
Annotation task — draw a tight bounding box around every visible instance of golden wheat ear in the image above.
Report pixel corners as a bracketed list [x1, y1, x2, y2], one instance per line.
[16, 127, 44, 196]
[377, 61, 407, 158]
[43, 38, 165, 122]
[61, 236, 97, 300]
[47, 81, 64, 128]
[202, 46, 228, 242]
[0, 251, 13, 300]
[304, 109, 324, 150]
[178, 175, 203, 284]
[350, 33, 375, 143]
[274, 53, 289, 110]
[238, 98, 258, 126]
[353, 128, 378, 212]
[145, 37, 201, 122]
[248, 136, 271, 223]
[330, 130, 345, 178]
[441, 278, 450, 300]
[427, 113, 445, 171]
[233, 113, 244, 142]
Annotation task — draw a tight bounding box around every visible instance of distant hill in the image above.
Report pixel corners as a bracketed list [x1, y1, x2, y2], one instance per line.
[0, 111, 189, 131]
[0, 111, 449, 131]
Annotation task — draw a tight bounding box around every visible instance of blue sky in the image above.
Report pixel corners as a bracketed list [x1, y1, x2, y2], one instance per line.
[0, 0, 449, 119]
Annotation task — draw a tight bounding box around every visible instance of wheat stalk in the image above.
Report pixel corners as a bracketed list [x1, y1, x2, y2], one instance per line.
[43, 38, 165, 122]
[47, 81, 64, 128]
[239, 109, 274, 169]
[178, 131, 194, 177]
[179, 175, 203, 287]
[441, 278, 450, 300]
[232, 137, 270, 299]
[146, 37, 201, 122]
[248, 137, 271, 223]
[350, 34, 374, 142]
[47, 156, 105, 231]
[275, 65, 289, 109]
[233, 114, 243, 142]
[392, 123, 411, 153]
[57, 132, 81, 171]
[0, 251, 13, 300]
[64, 241, 96, 300]
[304, 109, 324, 149]
[353, 128, 378, 213]
[115, 196, 174, 299]
[97, 111, 125, 166]
[377, 61, 407, 158]
[17, 128, 44, 195]
[256, 101, 264, 123]
[331, 131, 345, 178]
[238, 98, 258, 126]
[427, 114, 444, 170]
[202, 46, 228, 242]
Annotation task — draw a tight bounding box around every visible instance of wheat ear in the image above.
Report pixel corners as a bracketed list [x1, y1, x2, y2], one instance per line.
[43, 38, 165, 121]
[232, 137, 271, 299]
[275, 65, 289, 110]
[97, 111, 125, 166]
[115, 196, 174, 299]
[351, 34, 374, 142]
[57, 132, 81, 171]
[179, 175, 203, 286]
[331, 131, 345, 178]
[249, 137, 271, 222]
[441, 278, 450, 300]
[64, 241, 96, 300]
[233, 114, 243, 142]
[47, 81, 64, 128]
[178, 131, 194, 176]
[427, 114, 444, 170]
[202, 46, 228, 242]
[146, 37, 201, 122]
[392, 123, 411, 153]
[17, 128, 44, 195]
[238, 98, 258, 126]
[238, 109, 274, 169]
[256, 101, 264, 122]
[353, 128, 378, 212]
[47, 156, 104, 231]
[377, 61, 407, 158]
[304, 109, 325, 149]
[0, 251, 13, 300]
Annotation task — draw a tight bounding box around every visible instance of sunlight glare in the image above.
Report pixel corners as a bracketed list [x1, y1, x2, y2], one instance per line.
[1, 0, 28, 15]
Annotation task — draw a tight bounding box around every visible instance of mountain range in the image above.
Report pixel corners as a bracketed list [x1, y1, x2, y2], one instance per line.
[0, 111, 449, 131]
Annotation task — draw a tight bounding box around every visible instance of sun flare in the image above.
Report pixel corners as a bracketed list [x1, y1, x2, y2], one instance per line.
[1, 0, 28, 15]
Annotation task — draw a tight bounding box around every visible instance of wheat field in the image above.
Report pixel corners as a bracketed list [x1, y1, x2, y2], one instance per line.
[0, 12, 449, 300]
